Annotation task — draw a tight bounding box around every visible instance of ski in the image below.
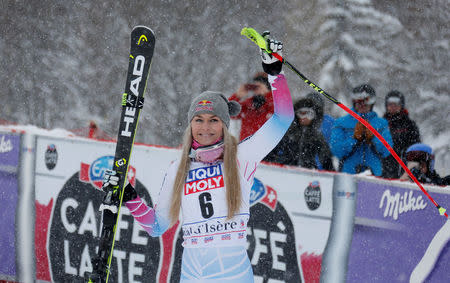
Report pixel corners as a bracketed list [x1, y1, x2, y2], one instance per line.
[86, 26, 155, 283]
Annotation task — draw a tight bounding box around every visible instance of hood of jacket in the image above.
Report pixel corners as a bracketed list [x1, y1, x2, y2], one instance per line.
[293, 97, 324, 130]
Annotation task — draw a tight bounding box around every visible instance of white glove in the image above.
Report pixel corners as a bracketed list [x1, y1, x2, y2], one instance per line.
[102, 169, 120, 192]
[260, 31, 283, 64]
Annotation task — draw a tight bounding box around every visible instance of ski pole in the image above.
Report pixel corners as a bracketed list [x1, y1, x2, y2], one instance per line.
[241, 27, 448, 219]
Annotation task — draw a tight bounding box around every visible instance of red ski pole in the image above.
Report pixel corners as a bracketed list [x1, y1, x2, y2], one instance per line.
[242, 27, 448, 218]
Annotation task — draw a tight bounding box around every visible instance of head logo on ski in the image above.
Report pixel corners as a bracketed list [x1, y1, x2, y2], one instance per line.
[85, 26, 155, 283]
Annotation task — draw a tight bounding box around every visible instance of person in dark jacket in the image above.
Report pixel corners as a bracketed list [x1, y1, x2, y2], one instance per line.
[265, 95, 334, 171]
[382, 90, 421, 178]
[306, 92, 335, 145]
[400, 143, 450, 186]
[330, 84, 393, 176]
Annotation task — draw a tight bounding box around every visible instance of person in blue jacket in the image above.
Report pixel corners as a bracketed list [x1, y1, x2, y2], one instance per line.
[330, 84, 393, 176]
[400, 143, 450, 186]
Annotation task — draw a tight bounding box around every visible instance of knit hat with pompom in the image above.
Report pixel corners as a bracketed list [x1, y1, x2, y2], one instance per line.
[188, 91, 241, 128]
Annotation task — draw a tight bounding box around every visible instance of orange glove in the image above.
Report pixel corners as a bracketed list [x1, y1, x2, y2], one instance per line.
[364, 127, 374, 142]
[353, 122, 365, 141]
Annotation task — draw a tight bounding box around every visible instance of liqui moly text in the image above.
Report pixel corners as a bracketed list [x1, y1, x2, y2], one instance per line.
[185, 164, 224, 195]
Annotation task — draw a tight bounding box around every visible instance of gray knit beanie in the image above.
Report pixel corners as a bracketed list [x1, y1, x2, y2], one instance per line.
[188, 91, 241, 128]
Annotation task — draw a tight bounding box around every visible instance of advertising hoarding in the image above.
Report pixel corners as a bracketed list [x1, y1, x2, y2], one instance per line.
[0, 132, 21, 280]
[34, 135, 334, 282]
[347, 178, 450, 283]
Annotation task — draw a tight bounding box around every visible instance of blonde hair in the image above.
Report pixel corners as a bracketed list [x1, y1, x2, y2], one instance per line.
[169, 125, 241, 225]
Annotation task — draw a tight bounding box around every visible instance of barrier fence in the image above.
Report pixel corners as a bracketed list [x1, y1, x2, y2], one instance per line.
[0, 130, 448, 283]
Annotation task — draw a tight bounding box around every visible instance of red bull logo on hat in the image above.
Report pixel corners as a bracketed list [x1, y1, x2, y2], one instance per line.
[198, 100, 212, 106]
[195, 100, 214, 112]
[80, 155, 136, 189]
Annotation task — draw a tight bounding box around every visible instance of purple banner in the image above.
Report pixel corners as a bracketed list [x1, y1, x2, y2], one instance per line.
[347, 180, 450, 283]
[0, 133, 21, 278]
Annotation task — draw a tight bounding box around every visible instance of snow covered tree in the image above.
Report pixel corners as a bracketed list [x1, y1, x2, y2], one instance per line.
[0, 0, 448, 173]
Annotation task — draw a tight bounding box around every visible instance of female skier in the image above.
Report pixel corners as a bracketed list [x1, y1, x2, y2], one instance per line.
[104, 33, 293, 282]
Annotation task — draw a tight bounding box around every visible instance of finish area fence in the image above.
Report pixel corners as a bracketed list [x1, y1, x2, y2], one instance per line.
[0, 129, 448, 283]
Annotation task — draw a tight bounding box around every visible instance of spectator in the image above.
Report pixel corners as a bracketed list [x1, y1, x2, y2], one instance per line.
[229, 72, 274, 141]
[330, 84, 393, 176]
[382, 90, 421, 178]
[88, 120, 99, 138]
[400, 143, 450, 186]
[306, 92, 335, 145]
[70, 120, 113, 140]
[265, 96, 334, 171]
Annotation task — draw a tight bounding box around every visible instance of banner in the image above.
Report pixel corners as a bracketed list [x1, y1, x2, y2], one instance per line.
[34, 136, 180, 282]
[347, 178, 450, 283]
[0, 132, 21, 280]
[255, 165, 335, 283]
[33, 135, 334, 282]
[30, 133, 450, 283]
